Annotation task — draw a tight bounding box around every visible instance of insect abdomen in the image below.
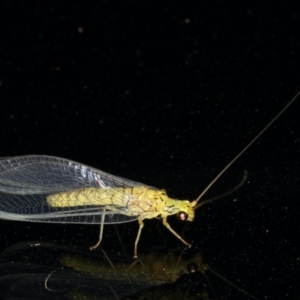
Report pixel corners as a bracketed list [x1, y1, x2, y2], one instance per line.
[46, 186, 169, 213]
[47, 187, 133, 207]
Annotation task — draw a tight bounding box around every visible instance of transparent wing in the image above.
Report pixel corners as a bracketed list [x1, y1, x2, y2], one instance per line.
[0, 155, 155, 224]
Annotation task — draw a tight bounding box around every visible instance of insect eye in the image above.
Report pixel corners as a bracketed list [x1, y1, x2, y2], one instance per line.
[187, 262, 198, 273]
[177, 211, 188, 221]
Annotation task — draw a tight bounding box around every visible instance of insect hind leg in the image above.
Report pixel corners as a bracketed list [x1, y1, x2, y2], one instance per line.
[89, 208, 106, 250]
[134, 218, 145, 258]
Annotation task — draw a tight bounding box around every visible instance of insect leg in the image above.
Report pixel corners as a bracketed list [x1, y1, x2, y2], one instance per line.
[134, 218, 144, 258]
[126, 255, 152, 279]
[89, 208, 106, 250]
[162, 217, 191, 248]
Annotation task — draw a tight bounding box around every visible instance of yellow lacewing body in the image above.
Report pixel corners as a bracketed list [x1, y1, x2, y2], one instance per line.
[47, 186, 195, 220]
[0, 91, 299, 257]
[0, 155, 196, 257]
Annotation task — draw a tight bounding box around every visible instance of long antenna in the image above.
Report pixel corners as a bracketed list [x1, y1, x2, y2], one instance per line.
[194, 90, 300, 204]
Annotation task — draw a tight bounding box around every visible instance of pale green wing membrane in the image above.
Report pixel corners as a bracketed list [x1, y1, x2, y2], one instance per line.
[0, 155, 156, 224]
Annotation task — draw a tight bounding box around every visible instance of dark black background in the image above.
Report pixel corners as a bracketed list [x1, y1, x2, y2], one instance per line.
[0, 2, 300, 299]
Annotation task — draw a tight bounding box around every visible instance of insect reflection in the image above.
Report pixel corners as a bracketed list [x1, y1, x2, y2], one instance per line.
[60, 248, 211, 299]
[0, 241, 209, 299]
[0, 236, 260, 300]
[58, 245, 260, 300]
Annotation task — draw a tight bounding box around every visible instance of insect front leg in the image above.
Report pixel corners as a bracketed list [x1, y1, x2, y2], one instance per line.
[134, 218, 145, 258]
[162, 217, 192, 248]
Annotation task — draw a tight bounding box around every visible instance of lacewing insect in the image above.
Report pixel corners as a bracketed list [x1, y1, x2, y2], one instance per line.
[0, 91, 299, 258]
